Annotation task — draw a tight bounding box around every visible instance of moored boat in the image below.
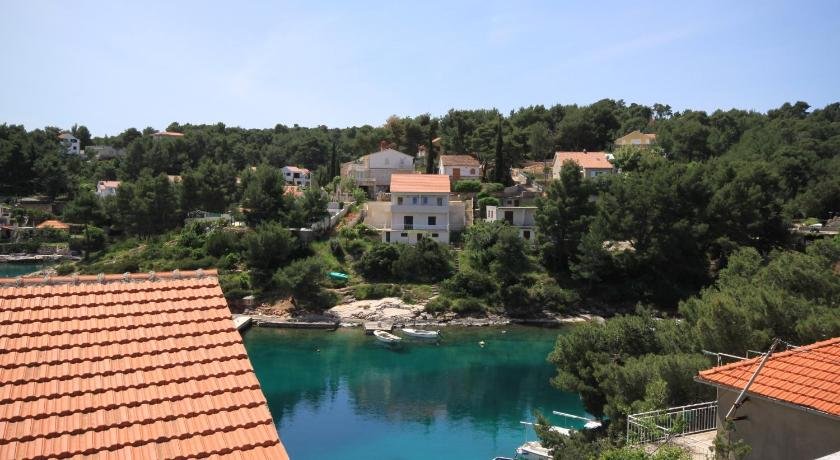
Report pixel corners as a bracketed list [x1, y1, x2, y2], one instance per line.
[373, 330, 402, 344]
[401, 327, 440, 339]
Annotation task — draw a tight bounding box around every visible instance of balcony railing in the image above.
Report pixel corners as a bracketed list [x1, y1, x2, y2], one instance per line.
[626, 401, 717, 445]
[390, 223, 449, 231]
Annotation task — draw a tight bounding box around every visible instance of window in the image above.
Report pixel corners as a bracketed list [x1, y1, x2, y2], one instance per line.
[470, 168, 476, 175]
[422, 196, 428, 205]
[417, 233, 423, 241]
[523, 230, 531, 240]
[428, 216, 436, 226]
[504, 211, 514, 224]
[403, 215, 414, 230]
[431, 233, 439, 238]
[437, 197, 443, 206]
[397, 197, 403, 205]
[412, 196, 418, 205]
[385, 232, 391, 242]
[401, 233, 408, 238]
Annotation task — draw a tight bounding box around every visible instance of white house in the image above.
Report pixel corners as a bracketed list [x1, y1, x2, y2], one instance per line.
[281, 166, 311, 186]
[363, 174, 458, 244]
[438, 155, 481, 181]
[485, 205, 538, 242]
[58, 133, 81, 155]
[552, 151, 615, 179]
[614, 130, 656, 148]
[96, 180, 121, 198]
[341, 147, 414, 196]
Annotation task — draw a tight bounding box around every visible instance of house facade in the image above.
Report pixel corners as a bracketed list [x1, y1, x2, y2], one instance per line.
[614, 130, 656, 148]
[438, 155, 481, 181]
[58, 132, 81, 155]
[486, 205, 537, 242]
[282, 166, 311, 186]
[552, 151, 615, 178]
[364, 174, 457, 244]
[96, 180, 121, 198]
[695, 337, 840, 460]
[341, 148, 414, 196]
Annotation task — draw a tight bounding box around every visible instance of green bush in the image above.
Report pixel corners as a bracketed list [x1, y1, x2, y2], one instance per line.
[329, 239, 345, 262]
[343, 239, 367, 258]
[54, 262, 75, 276]
[425, 296, 451, 313]
[453, 180, 481, 193]
[477, 196, 500, 218]
[452, 297, 485, 314]
[481, 182, 505, 194]
[218, 253, 239, 270]
[354, 283, 402, 300]
[531, 281, 580, 312]
[441, 270, 497, 300]
[354, 243, 400, 280]
[205, 230, 241, 258]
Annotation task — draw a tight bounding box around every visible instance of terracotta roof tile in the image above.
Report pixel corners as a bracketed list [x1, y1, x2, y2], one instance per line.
[697, 337, 840, 417]
[0, 270, 288, 460]
[554, 151, 614, 170]
[439, 154, 481, 167]
[390, 173, 451, 193]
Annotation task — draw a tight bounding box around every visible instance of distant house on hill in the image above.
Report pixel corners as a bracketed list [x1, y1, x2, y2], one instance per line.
[36, 219, 70, 230]
[552, 151, 615, 179]
[485, 205, 537, 242]
[281, 166, 311, 186]
[96, 180, 121, 198]
[614, 130, 657, 148]
[58, 132, 81, 155]
[438, 155, 482, 181]
[341, 145, 414, 196]
[151, 131, 184, 139]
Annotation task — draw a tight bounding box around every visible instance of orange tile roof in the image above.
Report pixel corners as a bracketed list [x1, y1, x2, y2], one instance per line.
[35, 219, 69, 230]
[697, 337, 840, 417]
[284, 185, 304, 197]
[554, 151, 613, 170]
[439, 154, 481, 167]
[152, 131, 185, 137]
[390, 174, 451, 193]
[0, 270, 288, 460]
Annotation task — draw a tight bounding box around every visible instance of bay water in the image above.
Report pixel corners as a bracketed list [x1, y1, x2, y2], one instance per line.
[243, 325, 589, 460]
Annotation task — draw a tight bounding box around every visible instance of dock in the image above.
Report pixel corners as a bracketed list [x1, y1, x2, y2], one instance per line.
[252, 315, 338, 330]
[232, 315, 252, 331]
[364, 321, 393, 335]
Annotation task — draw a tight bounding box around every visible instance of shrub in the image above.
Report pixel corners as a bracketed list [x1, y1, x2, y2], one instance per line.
[354, 243, 400, 280]
[391, 238, 453, 283]
[55, 262, 75, 276]
[425, 296, 451, 313]
[354, 283, 402, 300]
[452, 297, 485, 314]
[205, 230, 241, 258]
[218, 253, 240, 270]
[330, 239, 345, 262]
[531, 281, 580, 312]
[481, 182, 505, 194]
[343, 239, 367, 259]
[441, 270, 497, 299]
[453, 180, 481, 193]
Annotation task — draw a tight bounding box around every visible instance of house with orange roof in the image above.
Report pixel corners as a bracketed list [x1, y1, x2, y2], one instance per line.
[693, 337, 840, 460]
[614, 130, 657, 148]
[552, 151, 615, 179]
[438, 154, 482, 181]
[96, 180, 121, 198]
[151, 130, 185, 139]
[282, 166, 311, 186]
[35, 219, 70, 230]
[0, 270, 289, 460]
[363, 174, 468, 244]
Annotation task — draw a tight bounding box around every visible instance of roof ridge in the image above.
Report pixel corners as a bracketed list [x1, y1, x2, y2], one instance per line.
[0, 269, 218, 287]
[698, 337, 840, 376]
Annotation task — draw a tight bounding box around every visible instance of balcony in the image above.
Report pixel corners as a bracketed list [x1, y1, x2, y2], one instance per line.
[389, 223, 449, 231]
[627, 401, 717, 459]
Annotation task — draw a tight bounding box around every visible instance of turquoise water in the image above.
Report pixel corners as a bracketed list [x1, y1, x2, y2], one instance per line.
[0, 263, 43, 277]
[243, 325, 589, 460]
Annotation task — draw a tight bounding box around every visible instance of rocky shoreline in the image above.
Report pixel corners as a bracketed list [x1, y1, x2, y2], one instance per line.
[245, 296, 604, 328]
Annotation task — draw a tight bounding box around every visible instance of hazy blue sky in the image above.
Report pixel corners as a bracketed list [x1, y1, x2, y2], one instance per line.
[2, 1, 838, 135]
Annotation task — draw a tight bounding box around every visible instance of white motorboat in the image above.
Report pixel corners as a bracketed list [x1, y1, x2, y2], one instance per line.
[401, 327, 440, 339]
[515, 441, 551, 460]
[373, 330, 402, 344]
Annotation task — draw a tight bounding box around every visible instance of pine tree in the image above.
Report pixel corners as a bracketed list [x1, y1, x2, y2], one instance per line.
[329, 141, 338, 179]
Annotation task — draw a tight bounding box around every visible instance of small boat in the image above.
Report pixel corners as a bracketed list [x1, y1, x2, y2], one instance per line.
[373, 330, 402, 344]
[516, 441, 551, 460]
[401, 327, 440, 339]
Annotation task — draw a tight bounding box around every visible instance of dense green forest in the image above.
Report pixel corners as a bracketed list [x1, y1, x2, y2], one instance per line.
[2, 99, 839, 458]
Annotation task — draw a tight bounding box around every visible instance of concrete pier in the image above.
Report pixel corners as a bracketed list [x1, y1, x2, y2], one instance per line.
[364, 321, 393, 335]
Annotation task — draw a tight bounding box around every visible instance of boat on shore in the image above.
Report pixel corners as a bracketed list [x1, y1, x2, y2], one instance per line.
[401, 327, 440, 339]
[373, 330, 402, 344]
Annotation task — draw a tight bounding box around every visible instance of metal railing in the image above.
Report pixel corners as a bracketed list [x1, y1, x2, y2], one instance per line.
[627, 401, 717, 445]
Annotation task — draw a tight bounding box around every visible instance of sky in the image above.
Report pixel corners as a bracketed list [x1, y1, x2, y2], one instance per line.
[1, 0, 839, 136]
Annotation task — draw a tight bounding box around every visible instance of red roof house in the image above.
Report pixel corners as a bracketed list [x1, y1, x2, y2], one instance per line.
[0, 270, 288, 459]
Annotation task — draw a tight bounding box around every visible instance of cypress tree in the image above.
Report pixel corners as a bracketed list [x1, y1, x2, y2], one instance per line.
[425, 122, 437, 174]
[330, 141, 338, 179]
[494, 115, 506, 184]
